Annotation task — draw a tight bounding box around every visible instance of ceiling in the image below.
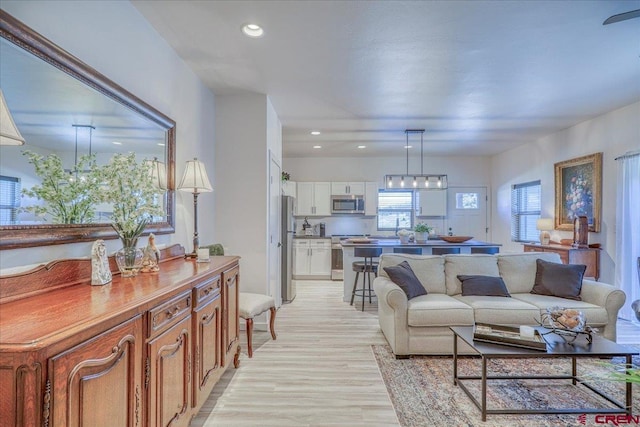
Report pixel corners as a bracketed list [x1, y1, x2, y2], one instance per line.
[132, 0, 640, 158]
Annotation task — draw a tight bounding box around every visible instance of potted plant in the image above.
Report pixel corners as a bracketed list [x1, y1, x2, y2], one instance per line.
[99, 153, 164, 276]
[414, 222, 433, 243]
[21, 150, 102, 224]
[397, 229, 413, 244]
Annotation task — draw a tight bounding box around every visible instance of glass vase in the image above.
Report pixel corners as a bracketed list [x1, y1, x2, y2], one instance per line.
[115, 238, 143, 277]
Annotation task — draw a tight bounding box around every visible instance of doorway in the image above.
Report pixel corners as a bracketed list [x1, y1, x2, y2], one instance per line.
[446, 186, 489, 241]
[268, 152, 282, 307]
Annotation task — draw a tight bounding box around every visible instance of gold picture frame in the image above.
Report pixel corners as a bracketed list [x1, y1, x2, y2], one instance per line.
[554, 152, 602, 232]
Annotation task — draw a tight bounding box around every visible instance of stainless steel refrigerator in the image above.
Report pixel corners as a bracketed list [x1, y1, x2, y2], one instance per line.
[281, 195, 297, 302]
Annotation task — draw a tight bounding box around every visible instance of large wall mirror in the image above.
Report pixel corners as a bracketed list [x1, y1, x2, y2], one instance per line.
[0, 10, 175, 249]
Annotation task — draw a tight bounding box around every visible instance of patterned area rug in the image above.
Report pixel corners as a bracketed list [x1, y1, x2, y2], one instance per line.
[372, 344, 640, 427]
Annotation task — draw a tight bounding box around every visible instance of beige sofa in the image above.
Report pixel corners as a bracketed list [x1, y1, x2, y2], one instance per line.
[372, 252, 626, 357]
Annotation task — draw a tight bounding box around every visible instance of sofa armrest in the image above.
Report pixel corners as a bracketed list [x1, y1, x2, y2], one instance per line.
[373, 277, 410, 356]
[580, 279, 626, 341]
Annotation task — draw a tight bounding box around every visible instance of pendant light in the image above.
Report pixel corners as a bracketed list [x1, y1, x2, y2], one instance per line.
[384, 129, 447, 190]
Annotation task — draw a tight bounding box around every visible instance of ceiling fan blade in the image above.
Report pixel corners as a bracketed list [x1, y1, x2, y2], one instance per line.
[603, 9, 640, 25]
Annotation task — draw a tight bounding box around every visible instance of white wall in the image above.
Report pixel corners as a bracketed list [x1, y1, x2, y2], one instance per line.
[0, 1, 216, 269]
[214, 94, 282, 294]
[491, 101, 640, 285]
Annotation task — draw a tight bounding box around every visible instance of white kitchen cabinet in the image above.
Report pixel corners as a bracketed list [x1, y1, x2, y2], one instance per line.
[292, 239, 331, 278]
[296, 182, 331, 216]
[364, 182, 378, 216]
[331, 182, 365, 196]
[282, 180, 296, 197]
[416, 190, 447, 217]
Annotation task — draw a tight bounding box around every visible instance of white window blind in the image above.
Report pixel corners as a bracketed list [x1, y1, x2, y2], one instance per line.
[0, 175, 21, 225]
[377, 190, 413, 231]
[511, 180, 541, 242]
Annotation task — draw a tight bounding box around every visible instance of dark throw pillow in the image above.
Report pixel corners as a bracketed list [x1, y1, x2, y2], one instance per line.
[531, 259, 586, 301]
[457, 275, 511, 297]
[383, 261, 427, 300]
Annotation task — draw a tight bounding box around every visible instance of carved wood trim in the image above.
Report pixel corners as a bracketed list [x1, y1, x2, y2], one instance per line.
[0, 244, 185, 303]
[16, 362, 42, 427]
[43, 379, 51, 427]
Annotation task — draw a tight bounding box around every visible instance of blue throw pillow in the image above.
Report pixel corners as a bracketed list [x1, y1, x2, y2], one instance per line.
[383, 261, 427, 300]
[457, 275, 511, 297]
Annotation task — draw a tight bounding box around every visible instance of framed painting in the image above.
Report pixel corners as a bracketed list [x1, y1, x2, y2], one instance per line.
[554, 152, 602, 232]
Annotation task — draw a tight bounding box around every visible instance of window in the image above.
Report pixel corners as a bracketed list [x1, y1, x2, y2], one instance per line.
[455, 192, 478, 209]
[511, 180, 541, 242]
[377, 190, 413, 231]
[0, 175, 21, 225]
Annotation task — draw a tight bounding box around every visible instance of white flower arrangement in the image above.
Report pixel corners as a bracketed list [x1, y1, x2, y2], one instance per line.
[21, 150, 102, 224]
[99, 152, 164, 246]
[397, 229, 412, 237]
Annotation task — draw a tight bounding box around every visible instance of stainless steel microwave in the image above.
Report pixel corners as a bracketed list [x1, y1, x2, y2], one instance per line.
[331, 195, 365, 214]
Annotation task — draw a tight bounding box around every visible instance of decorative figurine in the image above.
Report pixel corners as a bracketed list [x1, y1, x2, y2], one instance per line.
[141, 233, 161, 273]
[91, 239, 112, 285]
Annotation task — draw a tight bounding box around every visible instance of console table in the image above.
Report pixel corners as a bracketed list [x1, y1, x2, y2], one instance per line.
[0, 244, 240, 427]
[523, 243, 600, 280]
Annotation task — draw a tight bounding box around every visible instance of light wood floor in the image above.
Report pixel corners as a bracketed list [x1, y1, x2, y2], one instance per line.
[192, 280, 640, 426]
[191, 280, 398, 427]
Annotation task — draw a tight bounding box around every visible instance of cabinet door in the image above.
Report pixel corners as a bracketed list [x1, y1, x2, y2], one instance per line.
[222, 266, 240, 367]
[416, 190, 447, 216]
[313, 182, 332, 216]
[309, 241, 331, 275]
[365, 182, 378, 216]
[282, 180, 296, 197]
[348, 182, 365, 195]
[296, 182, 314, 216]
[293, 240, 310, 275]
[192, 295, 221, 409]
[331, 182, 349, 195]
[48, 316, 143, 427]
[147, 316, 191, 427]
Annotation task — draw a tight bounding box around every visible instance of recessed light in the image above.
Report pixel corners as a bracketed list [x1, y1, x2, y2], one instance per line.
[157, 143, 165, 147]
[404, 145, 412, 149]
[357, 145, 366, 149]
[242, 23, 264, 38]
[313, 145, 322, 149]
[310, 131, 321, 136]
[112, 141, 122, 145]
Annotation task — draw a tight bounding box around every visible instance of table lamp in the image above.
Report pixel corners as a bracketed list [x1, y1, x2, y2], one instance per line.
[178, 158, 212, 258]
[536, 218, 554, 245]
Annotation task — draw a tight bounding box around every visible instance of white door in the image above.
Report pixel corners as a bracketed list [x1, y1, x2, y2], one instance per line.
[269, 153, 282, 306]
[446, 187, 489, 241]
[296, 182, 314, 216]
[308, 241, 331, 275]
[293, 240, 310, 275]
[313, 182, 332, 216]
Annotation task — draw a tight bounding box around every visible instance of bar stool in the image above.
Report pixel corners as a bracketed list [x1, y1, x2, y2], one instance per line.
[432, 247, 461, 255]
[350, 247, 382, 311]
[393, 247, 422, 255]
[471, 246, 499, 254]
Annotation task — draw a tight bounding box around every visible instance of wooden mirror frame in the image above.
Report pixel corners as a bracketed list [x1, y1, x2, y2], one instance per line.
[0, 10, 176, 250]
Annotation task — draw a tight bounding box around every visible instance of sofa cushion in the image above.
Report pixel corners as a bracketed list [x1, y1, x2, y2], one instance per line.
[512, 293, 609, 325]
[383, 261, 427, 300]
[457, 275, 510, 297]
[444, 255, 499, 296]
[407, 294, 475, 327]
[453, 295, 541, 325]
[497, 252, 562, 294]
[531, 259, 586, 301]
[379, 254, 446, 294]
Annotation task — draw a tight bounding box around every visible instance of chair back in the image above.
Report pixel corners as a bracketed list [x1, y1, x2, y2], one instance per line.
[393, 247, 422, 255]
[354, 247, 383, 258]
[432, 247, 461, 255]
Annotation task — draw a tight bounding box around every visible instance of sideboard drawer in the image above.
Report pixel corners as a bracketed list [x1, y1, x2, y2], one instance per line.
[148, 291, 192, 338]
[194, 275, 221, 307]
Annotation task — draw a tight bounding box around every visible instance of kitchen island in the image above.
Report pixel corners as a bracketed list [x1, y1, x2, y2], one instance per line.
[341, 238, 502, 303]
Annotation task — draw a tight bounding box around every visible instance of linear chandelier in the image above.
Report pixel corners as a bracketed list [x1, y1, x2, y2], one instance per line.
[384, 129, 447, 190]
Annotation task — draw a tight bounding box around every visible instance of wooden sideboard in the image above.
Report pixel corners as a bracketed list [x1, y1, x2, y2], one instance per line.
[0, 245, 240, 427]
[522, 243, 600, 280]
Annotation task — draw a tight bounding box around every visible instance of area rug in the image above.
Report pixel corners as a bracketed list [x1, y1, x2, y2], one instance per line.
[372, 344, 640, 427]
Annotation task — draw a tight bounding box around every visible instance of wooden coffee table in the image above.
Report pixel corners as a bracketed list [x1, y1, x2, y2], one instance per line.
[450, 326, 637, 421]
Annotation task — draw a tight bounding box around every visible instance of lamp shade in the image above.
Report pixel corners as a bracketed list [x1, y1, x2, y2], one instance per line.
[0, 89, 25, 146]
[145, 158, 167, 191]
[536, 218, 554, 231]
[178, 158, 212, 193]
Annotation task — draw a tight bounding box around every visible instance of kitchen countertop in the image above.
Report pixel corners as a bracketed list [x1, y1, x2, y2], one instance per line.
[340, 238, 501, 247]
